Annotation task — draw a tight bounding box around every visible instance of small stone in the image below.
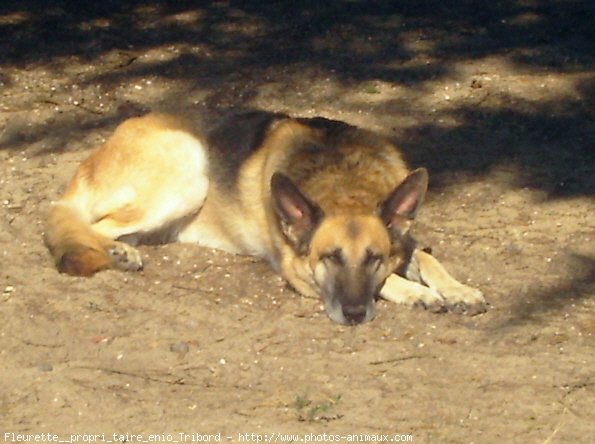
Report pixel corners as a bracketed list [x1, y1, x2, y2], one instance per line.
[170, 342, 190, 353]
[38, 363, 53, 372]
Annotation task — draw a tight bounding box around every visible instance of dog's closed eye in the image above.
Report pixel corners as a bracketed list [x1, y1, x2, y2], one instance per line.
[321, 249, 344, 266]
[363, 249, 383, 270]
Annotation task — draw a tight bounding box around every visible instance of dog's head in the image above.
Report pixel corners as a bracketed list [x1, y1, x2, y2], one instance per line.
[271, 168, 428, 325]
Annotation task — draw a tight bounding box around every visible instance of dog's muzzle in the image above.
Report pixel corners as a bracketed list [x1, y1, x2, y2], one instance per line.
[325, 299, 376, 325]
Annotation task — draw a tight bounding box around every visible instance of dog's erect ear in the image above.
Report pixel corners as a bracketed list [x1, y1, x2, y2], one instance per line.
[378, 168, 428, 233]
[271, 172, 324, 254]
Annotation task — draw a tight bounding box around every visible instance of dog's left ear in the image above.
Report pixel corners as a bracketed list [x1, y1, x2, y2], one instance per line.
[378, 168, 428, 234]
[271, 172, 324, 254]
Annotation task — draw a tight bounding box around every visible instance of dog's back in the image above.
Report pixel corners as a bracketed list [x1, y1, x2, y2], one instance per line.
[179, 112, 410, 263]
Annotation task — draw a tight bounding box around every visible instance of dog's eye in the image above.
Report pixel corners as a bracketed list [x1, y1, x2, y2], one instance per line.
[321, 249, 344, 266]
[363, 250, 383, 270]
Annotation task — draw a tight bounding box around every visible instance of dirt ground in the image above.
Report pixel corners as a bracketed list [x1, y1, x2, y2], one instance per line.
[1, 1, 594, 442]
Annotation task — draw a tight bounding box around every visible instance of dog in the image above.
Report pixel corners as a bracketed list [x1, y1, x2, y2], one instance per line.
[44, 111, 486, 324]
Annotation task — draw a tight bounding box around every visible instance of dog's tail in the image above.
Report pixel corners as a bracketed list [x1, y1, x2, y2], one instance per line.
[44, 202, 111, 276]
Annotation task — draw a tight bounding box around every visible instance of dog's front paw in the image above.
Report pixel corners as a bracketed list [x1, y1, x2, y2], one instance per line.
[107, 242, 143, 272]
[413, 293, 448, 313]
[439, 284, 487, 316]
[381, 274, 447, 313]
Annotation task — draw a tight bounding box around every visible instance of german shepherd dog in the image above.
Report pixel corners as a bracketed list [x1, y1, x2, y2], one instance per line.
[45, 112, 486, 324]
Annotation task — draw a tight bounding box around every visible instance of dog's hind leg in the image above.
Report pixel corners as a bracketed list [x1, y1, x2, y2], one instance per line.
[54, 115, 209, 276]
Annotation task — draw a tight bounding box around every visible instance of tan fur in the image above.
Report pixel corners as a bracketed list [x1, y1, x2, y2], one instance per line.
[45, 113, 209, 275]
[45, 111, 486, 324]
[45, 202, 112, 276]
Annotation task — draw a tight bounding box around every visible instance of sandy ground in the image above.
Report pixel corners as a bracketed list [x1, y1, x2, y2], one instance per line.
[1, 1, 594, 442]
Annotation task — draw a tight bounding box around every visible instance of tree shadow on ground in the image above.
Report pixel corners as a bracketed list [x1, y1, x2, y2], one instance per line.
[488, 253, 595, 330]
[2, 1, 593, 74]
[400, 100, 595, 198]
[0, 0, 593, 199]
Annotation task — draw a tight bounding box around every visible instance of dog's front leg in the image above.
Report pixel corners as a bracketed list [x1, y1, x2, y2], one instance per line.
[380, 273, 447, 313]
[414, 249, 487, 315]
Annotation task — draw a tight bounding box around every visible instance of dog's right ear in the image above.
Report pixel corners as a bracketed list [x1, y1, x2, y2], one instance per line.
[271, 172, 324, 254]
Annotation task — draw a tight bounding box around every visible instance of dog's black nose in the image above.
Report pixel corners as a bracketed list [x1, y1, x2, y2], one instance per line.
[342, 304, 367, 324]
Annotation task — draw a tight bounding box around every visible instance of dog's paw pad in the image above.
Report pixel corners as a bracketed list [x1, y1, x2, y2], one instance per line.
[414, 298, 447, 313]
[107, 243, 143, 272]
[440, 285, 487, 316]
[446, 301, 468, 315]
[426, 300, 448, 313]
[461, 300, 488, 316]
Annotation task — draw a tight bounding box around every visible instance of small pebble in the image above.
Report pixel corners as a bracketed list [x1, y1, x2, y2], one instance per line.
[38, 363, 53, 372]
[169, 342, 190, 353]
